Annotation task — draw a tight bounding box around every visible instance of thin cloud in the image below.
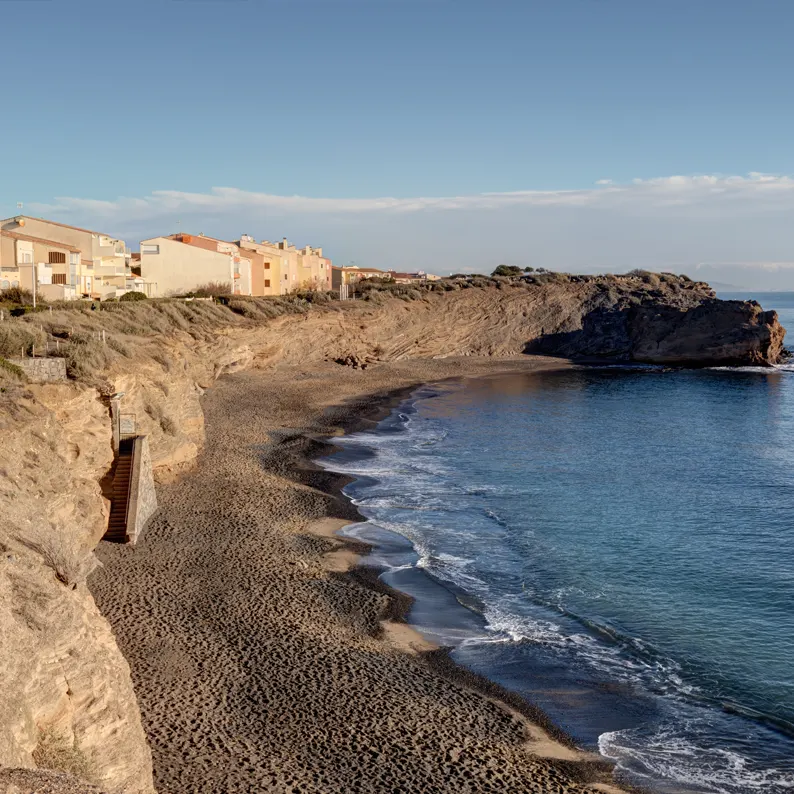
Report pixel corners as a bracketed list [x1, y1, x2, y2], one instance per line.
[29, 172, 794, 223]
[22, 173, 794, 288]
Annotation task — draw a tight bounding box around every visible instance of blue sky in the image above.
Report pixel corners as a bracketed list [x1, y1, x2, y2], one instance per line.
[3, 0, 794, 287]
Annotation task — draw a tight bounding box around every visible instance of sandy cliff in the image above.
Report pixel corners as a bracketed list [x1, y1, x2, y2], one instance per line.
[0, 278, 785, 792]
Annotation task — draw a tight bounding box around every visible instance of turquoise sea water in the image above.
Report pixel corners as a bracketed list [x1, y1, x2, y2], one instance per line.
[321, 292, 794, 794]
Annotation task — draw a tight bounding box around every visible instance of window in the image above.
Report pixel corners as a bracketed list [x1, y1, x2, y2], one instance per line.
[140, 244, 160, 255]
[52, 273, 67, 285]
[264, 262, 270, 269]
[264, 279, 270, 288]
[19, 251, 32, 264]
[49, 251, 67, 264]
[284, 273, 288, 280]
[69, 252, 80, 265]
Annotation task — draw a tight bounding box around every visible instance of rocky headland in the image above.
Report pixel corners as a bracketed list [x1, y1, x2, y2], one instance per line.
[0, 275, 785, 793]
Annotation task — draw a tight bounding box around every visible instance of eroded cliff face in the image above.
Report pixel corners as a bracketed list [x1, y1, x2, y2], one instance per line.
[0, 387, 153, 793]
[527, 291, 785, 365]
[0, 280, 785, 793]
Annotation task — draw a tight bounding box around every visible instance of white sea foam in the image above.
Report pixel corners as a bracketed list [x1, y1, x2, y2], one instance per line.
[322, 383, 794, 794]
[599, 726, 794, 793]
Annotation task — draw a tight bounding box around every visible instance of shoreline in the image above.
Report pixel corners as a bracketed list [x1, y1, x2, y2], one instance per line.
[90, 356, 636, 793]
[269, 373, 636, 792]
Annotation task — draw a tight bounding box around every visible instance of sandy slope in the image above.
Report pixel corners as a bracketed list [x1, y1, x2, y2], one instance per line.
[90, 356, 627, 794]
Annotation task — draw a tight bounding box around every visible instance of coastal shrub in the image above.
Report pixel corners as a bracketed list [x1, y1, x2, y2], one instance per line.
[0, 287, 35, 307]
[106, 336, 131, 357]
[192, 282, 232, 297]
[119, 291, 147, 302]
[15, 526, 100, 589]
[294, 289, 332, 304]
[59, 333, 113, 382]
[33, 727, 94, 783]
[0, 357, 25, 379]
[0, 324, 47, 358]
[544, 271, 571, 284]
[228, 299, 268, 320]
[679, 273, 693, 282]
[627, 269, 661, 287]
[491, 265, 522, 277]
[160, 414, 178, 435]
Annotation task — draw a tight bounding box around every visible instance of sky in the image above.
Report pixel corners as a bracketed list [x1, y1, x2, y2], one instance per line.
[3, 0, 794, 288]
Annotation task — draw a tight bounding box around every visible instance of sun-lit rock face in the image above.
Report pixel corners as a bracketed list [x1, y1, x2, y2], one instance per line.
[0, 277, 784, 793]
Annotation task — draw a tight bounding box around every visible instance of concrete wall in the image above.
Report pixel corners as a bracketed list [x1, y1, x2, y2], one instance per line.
[126, 436, 157, 544]
[8, 358, 67, 383]
[140, 237, 234, 296]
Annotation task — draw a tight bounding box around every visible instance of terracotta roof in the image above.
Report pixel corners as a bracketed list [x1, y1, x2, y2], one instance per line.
[1, 215, 121, 240]
[167, 232, 236, 245]
[0, 230, 81, 253]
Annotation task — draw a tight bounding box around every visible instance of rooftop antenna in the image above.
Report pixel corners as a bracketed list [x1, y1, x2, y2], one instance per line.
[16, 202, 23, 210]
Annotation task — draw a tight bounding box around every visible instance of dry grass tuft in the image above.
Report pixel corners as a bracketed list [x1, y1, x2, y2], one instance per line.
[33, 727, 94, 783]
[15, 527, 101, 588]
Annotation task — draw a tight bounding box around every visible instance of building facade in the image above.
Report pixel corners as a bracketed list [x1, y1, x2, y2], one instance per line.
[139, 234, 254, 297]
[331, 266, 390, 289]
[0, 215, 132, 299]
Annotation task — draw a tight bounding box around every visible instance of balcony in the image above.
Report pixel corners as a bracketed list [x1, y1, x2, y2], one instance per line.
[94, 262, 130, 278]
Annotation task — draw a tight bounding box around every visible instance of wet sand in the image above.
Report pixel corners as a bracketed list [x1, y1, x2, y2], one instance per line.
[91, 356, 628, 793]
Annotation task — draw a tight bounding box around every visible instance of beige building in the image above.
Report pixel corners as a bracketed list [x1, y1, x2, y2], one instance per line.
[391, 270, 441, 284]
[235, 236, 284, 296]
[261, 238, 301, 293]
[331, 266, 390, 289]
[0, 230, 82, 299]
[297, 245, 332, 291]
[0, 215, 131, 299]
[236, 237, 332, 294]
[139, 234, 253, 297]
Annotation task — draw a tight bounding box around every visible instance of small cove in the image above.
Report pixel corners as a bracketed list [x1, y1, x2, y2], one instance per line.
[320, 293, 794, 794]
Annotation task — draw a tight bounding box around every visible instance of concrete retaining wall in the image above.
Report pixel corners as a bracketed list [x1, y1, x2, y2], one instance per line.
[126, 436, 158, 544]
[8, 357, 67, 383]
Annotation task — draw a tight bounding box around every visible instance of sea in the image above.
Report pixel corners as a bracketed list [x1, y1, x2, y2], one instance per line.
[319, 291, 794, 794]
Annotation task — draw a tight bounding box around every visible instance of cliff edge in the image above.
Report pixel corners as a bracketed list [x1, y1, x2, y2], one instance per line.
[0, 275, 785, 792]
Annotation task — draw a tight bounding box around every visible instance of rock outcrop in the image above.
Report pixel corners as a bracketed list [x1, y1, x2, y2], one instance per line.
[529, 296, 785, 366]
[0, 277, 785, 792]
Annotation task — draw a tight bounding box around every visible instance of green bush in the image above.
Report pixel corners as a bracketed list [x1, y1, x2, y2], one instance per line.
[119, 291, 148, 302]
[0, 357, 25, 379]
[491, 265, 522, 277]
[0, 287, 35, 306]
